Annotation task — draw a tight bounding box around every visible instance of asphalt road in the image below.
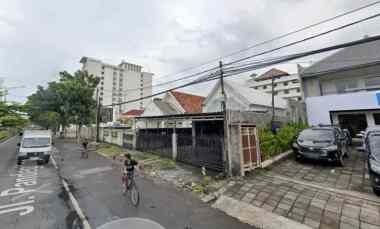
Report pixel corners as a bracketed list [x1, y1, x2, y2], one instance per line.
[55, 140, 254, 229]
[0, 136, 68, 229]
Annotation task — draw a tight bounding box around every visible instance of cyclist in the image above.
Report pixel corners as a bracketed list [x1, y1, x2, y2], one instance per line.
[123, 153, 138, 191]
[81, 138, 89, 158]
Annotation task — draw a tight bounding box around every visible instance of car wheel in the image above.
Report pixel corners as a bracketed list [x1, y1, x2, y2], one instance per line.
[373, 188, 380, 196]
[294, 153, 302, 162]
[17, 160, 22, 165]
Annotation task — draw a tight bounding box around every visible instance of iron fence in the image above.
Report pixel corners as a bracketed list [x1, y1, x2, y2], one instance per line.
[177, 134, 224, 172]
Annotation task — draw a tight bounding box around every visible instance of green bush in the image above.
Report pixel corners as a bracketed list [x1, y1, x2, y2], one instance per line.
[259, 123, 308, 161]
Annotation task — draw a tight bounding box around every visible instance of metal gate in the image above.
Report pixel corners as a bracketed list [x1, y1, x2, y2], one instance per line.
[241, 125, 261, 173]
[177, 134, 224, 172]
[136, 131, 172, 158]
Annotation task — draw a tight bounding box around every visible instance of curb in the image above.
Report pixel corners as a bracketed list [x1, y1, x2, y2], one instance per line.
[51, 154, 92, 229]
[0, 134, 17, 144]
[261, 150, 293, 169]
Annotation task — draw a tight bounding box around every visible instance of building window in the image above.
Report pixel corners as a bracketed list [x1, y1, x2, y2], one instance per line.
[296, 88, 300, 93]
[292, 79, 299, 84]
[263, 85, 267, 89]
[297, 97, 302, 101]
[273, 91, 278, 95]
[374, 113, 380, 125]
[284, 89, 289, 94]
[253, 86, 258, 90]
[101, 71, 104, 75]
[102, 66, 105, 70]
[335, 79, 358, 93]
[104, 130, 109, 136]
[111, 131, 118, 138]
[273, 83, 277, 87]
[284, 82, 288, 86]
[365, 77, 380, 89]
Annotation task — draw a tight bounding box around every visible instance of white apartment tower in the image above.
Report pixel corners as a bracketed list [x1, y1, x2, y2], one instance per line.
[80, 57, 153, 121]
[247, 68, 302, 101]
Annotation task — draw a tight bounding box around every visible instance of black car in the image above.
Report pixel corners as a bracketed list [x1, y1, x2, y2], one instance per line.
[292, 127, 348, 166]
[366, 133, 380, 196]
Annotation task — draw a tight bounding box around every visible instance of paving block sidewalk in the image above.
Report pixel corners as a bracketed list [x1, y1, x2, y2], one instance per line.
[221, 174, 380, 229]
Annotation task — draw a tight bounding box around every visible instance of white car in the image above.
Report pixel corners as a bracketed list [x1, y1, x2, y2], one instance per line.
[17, 130, 53, 165]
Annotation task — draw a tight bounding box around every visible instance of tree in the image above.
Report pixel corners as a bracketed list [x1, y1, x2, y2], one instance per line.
[26, 70, 99, 137]
[0, 92, 27, 128]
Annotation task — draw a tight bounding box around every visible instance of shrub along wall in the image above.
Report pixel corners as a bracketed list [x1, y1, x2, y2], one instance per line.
[259, 123, 308, 161]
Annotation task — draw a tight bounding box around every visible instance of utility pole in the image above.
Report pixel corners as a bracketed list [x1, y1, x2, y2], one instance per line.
[219, 61, 229, 176]
[271, 76, 276, 133]
[219, 61, 226, 113]
[95, 88, 101, 142]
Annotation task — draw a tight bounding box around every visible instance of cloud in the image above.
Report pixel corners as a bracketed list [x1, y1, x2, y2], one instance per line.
[1, 0, 380, 101]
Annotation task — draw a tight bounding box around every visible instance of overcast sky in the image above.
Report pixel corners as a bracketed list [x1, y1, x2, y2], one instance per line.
[1, 0, 380, 102]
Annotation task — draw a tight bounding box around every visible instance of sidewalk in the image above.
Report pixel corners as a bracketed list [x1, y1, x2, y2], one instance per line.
[214, 149, 380, 229]
[54, 140, 253, 229]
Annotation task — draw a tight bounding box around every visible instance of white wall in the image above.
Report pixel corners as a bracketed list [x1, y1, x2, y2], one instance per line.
[141, 101, 164, 117]
[305, 90, 380, 125]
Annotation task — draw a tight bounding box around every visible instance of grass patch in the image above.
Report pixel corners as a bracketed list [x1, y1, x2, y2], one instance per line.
[96, 143, 125, 157]
[133, 152, 159, 161]
[158, 159, 176, 170]
[0, 131, 9, 140]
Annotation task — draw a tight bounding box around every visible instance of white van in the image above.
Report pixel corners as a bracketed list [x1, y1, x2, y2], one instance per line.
[18, 130, 53, 165]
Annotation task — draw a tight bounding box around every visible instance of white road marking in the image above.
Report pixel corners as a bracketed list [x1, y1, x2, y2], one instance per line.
[11, 183, 53, 201]
[51, 154, 92, 229]
[0, 200, 35, 210]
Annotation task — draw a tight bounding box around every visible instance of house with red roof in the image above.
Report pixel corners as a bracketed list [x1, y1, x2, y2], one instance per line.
[138, 90, 205, 129]
[142, 91, 205, 117]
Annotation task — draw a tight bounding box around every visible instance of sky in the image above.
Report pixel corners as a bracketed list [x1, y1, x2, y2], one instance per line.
[1, 0, 380, 102]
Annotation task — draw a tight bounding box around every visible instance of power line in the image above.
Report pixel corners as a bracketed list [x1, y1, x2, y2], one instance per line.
[225, 12, 380, 66]
[96, 1, 380, 94]
[103, 34, 380, 107]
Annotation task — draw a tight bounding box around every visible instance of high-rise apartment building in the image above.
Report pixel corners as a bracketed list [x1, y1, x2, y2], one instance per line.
[80, 57, 153, 121]
[247, 68, 302, 101]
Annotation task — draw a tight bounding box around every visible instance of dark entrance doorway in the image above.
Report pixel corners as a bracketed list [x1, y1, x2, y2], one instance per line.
[337, 113, 367, 136]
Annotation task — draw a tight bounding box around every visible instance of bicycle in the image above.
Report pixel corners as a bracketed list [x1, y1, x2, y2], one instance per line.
[122, 168, 140, 207]
[80, 149, 89, 159]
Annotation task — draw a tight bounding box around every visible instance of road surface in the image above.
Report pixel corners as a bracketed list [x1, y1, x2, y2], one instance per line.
[55, 140, 254, 229]
[0, 136, 68, 229]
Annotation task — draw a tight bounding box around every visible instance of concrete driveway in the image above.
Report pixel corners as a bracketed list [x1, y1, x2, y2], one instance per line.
[215, 148, 380, 229]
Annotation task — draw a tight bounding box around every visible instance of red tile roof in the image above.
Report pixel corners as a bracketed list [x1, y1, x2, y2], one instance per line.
[170, 91, 205, 113]
[254, 68, 289, 81]
[123, 109, 144, 116]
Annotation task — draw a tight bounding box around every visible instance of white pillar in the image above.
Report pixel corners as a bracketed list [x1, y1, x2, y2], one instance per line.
[172, 132, 177, 160]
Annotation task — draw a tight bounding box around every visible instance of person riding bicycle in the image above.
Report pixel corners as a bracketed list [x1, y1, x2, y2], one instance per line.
[123, 153, 138, 190]
[81, 139, 89, 158]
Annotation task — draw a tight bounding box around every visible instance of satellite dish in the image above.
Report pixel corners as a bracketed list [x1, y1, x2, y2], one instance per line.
[97, 218, 165, 229]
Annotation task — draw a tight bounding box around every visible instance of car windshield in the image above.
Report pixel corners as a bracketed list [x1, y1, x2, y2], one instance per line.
[298, 129, 334, 142]
[369, 135, 380, 158]
[22, 137, 50, 148]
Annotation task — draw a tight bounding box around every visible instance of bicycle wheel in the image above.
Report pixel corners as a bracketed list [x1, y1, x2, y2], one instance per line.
[130, 182, 140, 207]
